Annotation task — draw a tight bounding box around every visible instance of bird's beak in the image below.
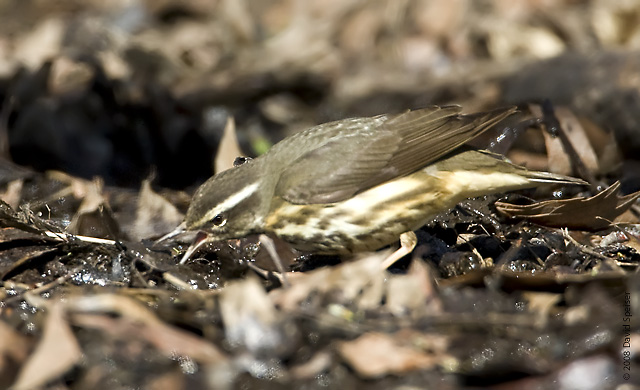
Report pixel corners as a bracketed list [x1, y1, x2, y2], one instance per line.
[155, 222, 187, 244]
[153, 222, 211, 264]
[179, 231, 212, 264]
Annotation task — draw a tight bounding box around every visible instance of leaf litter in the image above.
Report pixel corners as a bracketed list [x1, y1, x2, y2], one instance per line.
[1, 101, 637, 388]
[0, 109, 635, 390]
[0, 1, 639, 389]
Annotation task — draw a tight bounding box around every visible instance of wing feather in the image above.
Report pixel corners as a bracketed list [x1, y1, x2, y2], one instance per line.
[276, 106, 517, 204]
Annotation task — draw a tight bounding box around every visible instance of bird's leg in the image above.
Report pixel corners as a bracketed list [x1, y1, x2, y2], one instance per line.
[381, 231, 417, 269]
[259, 234, 290, 288]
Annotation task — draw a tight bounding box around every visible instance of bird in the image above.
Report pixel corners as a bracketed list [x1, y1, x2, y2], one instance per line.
[179, 105, 585, 261]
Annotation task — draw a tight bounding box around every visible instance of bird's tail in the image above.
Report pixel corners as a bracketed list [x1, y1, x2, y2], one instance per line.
[521, 169, 588, 186]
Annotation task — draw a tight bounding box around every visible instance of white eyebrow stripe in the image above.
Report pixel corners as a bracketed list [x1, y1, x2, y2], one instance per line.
[203, 182, 260, 221]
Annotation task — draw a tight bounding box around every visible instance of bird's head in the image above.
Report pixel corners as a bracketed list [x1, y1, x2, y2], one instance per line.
[184, 161, 268, 241]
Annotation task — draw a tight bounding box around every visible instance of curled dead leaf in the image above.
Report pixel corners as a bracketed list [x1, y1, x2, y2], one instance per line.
[495, 181, 640, 230]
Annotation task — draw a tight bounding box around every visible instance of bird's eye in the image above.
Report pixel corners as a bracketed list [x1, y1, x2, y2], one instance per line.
[210, 214, 227, 227]
[233, 156, 252, 167]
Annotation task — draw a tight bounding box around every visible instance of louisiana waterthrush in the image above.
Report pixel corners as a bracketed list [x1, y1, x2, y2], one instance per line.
[181, 105, 584, 258]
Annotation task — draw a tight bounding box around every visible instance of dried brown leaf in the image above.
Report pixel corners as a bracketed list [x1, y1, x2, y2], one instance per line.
[219, 0, 255, 43]
[384, 259, 441, 316]
[522, 291, 562, 327]
[579, 117, 622, 175]
[339, 7, 381, 55]
[57, 175, 122, 239]
[487, 25, 565, 61]
[0, 179, 23, 210]
[67, 294, 226, 364]
[622, 232, 640, 253]
[414, 0, 465, 38]
[290, 351, 332, 380]
[507, 149, 552, 172]
[49, 56, 94, 95]
[553, 107, 599, 173]
[12, 303, 82, 390]
[270, 251, 388, 311]
[219, 276, 286, 355]
[14, 18, 64, 70]
[215, 116, 243, 174]
[131, 179, 183, 240]
[0, 321, 30, 388]
[530, 105, 599, 177]
[336, 332, 438, 379]
[234, 3, 342, 80]
[495, 181, 640, 230]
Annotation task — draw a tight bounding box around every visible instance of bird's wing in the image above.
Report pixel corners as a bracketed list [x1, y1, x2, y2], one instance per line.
[276, 105, 517, 204]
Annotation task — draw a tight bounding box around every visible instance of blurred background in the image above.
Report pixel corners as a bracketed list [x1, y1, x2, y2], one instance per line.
[1, 4, 639, 389]
[1, 0, 639, 189]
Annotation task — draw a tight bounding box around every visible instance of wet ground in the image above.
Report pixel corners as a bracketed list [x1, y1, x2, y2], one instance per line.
[1, 1, 640, 389]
